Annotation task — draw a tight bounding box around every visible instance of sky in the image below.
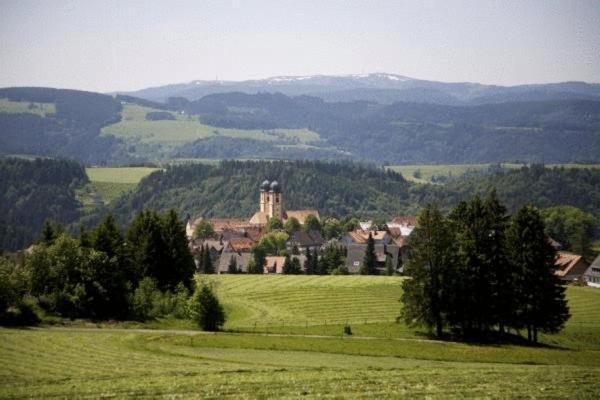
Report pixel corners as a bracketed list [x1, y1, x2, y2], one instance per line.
[1, 0, 599, 92]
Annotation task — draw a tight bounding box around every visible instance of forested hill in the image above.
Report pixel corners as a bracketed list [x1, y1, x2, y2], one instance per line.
[439, 165, 600, 219]
[110, 160, 414, 223]
[0, 157, 88, 250]
[109, 161, 600, 226]
[2, 86, 600, 165]
[181, 93, 600, 164]
[0, 87, 133, 165]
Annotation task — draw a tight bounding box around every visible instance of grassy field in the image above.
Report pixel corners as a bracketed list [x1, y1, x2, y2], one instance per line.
[0, 98, 55, 116]
[84, 167, 159, 204]
[387, 163, 600, 183]
[2, 275, 600, 398]
[101, 104, 321, 159]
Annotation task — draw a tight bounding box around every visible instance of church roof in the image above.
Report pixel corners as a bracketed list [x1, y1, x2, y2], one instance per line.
[285, 210, 320, 224]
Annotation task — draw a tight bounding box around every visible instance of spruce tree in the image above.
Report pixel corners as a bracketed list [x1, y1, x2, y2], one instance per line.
[384, 253, 394, 276]
[401, 204, 454, 338]
[227, 255, 238, 274]
[304, 247, 314, 274]
[282, 255, 294, 274]
[360, 233, 377, 275]
[162, 209, 196, 287]
[507, 206, 570, 343]
[203, 245, 214, 274]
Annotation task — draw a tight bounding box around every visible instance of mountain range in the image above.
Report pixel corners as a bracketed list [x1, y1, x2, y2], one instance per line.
[117, 73, 600, 105]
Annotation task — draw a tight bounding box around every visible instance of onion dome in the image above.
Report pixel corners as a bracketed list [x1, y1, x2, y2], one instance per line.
[260, 180, 270, 191]
[270, 180, 281, 193]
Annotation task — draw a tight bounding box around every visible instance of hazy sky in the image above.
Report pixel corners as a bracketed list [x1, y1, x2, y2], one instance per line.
[1, 0, 599, 92]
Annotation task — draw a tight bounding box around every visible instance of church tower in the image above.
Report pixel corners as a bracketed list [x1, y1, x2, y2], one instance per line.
[268, 181, 283, 220]
[260, 180, 270, 213]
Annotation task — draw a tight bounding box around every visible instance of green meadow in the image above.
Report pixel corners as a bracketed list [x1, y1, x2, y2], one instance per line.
[100, 104, 321, 159]
[84, 166, 159, 204]
[0, 98, 55, 117]
[2, 275, 600, 398]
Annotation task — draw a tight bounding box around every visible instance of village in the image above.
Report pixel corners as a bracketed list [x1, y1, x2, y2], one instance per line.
[186, 180, 600, 286]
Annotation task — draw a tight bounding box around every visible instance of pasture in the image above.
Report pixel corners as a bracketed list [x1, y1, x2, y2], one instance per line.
[85, 166, 159, 204]
[0, 98, 55, 117]
[2, 275, 600, 398]
[101, 104, 321, 159]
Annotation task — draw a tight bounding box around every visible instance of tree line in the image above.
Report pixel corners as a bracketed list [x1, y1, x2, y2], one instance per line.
[0, 210, 225, 331]
[401, 191, 570, 343]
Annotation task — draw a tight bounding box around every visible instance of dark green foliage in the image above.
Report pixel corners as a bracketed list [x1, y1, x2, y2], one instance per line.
[266, 217, 284, 232]
[401, 205, 454, 337]
[304, 247, 315, 275]
[303, 215, 322, 233]
[319, 244, 345, 274]
[110, 160, 411, 223]
[177, 92, 600, 164]
[0, 255, 39, 326]
[384, 254, 395, 276]
[281, 255, 294, 274]
[284, 217, 301, 233]
[0, 88, 129, 164]
[227, 256, 238, 274]
[248, 246, 266, 274]
[360, 234, 377, 275]
[438, 165, 600, 221]
[402, 196, 571, 342]
[131, 277, 190, 320]
[507, 206, 570, 343]
[125, 209, 195, 290]
[322, 219, 343, 240]
[188, 282, 225, 331]
[27, 234, 130, 319]
[541, 206, 596, 258]
[0, 157, 87, 251]
[193, 220, 216, 239]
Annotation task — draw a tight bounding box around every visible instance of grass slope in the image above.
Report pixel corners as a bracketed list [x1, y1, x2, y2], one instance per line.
[101, 104, 321, 160]
[85, 167, 159, 204]
[0, 98, 55, 116]
[2, 276, 600, 398]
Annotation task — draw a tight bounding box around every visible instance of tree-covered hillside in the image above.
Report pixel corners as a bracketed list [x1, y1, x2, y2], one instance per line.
[110, 160, 415, 222]
[179, 93, 600, 164]
[0, 157, 88, 250]
[109, 161, 600, 227]
[0, 88, 133, 165]
[3, 87, 599, 165]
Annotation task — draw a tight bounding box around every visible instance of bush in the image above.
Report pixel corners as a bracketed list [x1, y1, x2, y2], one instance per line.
[131, 278, 190, 320]
[188, 282, 225, 331]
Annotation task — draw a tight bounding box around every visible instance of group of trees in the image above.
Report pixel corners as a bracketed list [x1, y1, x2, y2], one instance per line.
[1, 210, 226, 331]
[402, 192, 570, 343]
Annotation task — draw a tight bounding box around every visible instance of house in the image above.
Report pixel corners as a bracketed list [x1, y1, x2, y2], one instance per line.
[286, 230, 325, 253]
[217, 252, 252, 274]
[262, 255, 307, 274]
[345, 243, 402, 274]
[342, 230, 391, 245]
[553, 252, 590, 282]
[285, 210, 320, 225]
[583, 255, 600, 288]
[387, 216, 416, 236]
[264, 256, 287, 274]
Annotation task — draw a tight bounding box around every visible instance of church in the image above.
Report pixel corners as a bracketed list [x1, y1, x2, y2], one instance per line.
[249, 180, 319, 226]
[186, 179, 319, 239]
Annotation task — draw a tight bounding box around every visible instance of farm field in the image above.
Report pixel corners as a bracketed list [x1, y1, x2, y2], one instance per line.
[386, 163, 600, 183]
[85, 166, 159, 204]
[2, 275, 600, 398]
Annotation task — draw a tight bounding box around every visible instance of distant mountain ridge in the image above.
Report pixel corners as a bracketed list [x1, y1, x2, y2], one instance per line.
[117, 73, 600, 105]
